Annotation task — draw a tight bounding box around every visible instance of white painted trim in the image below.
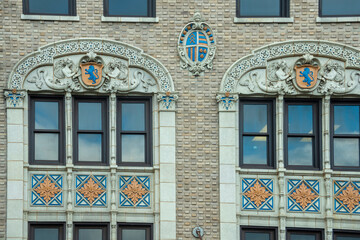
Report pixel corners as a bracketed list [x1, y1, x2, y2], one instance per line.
[316, 16, 360, 23]
[21, 14, 80, 21]
[234, 17, 294, 23]
[101, 16, 159, 23]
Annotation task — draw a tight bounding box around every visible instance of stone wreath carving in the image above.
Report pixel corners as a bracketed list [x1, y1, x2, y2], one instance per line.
[177, 12, 216, 76]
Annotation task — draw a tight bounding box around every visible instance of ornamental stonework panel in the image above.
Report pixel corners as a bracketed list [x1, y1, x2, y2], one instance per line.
[334, 180, 360, 214]
[31, 174, 63, 206]
[241, 178, 274, 211]
[75, 175, 107, 207]
[287, 179, 320, 212]
[119, 176, 150, 207]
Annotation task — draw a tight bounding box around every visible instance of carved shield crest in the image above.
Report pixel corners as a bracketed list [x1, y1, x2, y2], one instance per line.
[294, 65, 319, 89]
[80, 63, 103, 86]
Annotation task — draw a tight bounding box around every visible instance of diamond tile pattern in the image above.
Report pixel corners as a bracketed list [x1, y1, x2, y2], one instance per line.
[31, 174, 63, 206]
[334, 180, 360, 214]
[75, 175, 107, 207]
[287, 179, 320, 212]
[242, 178, 274, 211]
[119, 176, 150, 207]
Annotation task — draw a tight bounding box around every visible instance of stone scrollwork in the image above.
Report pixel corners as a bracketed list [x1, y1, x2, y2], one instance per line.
[265, 60, 295, 94]
[54, 58, 77, 79]
[104, 59, 128, 80]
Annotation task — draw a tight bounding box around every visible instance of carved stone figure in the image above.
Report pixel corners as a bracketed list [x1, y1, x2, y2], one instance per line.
[54, 58, 77, 79]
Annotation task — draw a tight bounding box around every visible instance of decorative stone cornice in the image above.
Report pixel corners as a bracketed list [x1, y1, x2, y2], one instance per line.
[157, 92, 179, 111]
[221, 40, 360, 96]
[4, 89, 26, 108]
[216, 92, 238, 111]
[8, 38, 174, 93]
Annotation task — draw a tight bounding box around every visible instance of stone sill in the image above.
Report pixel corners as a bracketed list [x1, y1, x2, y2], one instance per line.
[234, 17, 294, 23]
[316, 16, 360, 23]
[101, 16, 159, 23]
[21, 14, 80, 21]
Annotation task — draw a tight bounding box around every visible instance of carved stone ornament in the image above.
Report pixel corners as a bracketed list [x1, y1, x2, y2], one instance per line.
[157, 92, 179, 110]
[220, 40, 360, 97]
[4, 89, 26, 108]
[216, 92, 239, 111]
[8, 38, 174, 94]
[178, 12, 216, 76]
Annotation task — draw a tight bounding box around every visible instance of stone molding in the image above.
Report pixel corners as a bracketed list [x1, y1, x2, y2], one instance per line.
[220, 40, 360, 95]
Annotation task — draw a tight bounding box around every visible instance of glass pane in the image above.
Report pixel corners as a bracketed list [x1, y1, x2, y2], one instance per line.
[334, 105, 359, 134]
[290, 234, 316, 240]
[108, 0, 148, 16]
[35, 133, 59, 161]
[121, 135, 145, 163]
[288, 137, 313, 166]
[122, 103, 145, 131]
[78, 102, 102, 130]
[240, 0, 280, 16]
[35, 101, 59, 130]
[288, 105, 313, 134]
[243, 136, 267, 164]
[122, 229, 146, 240]
[78, 134, 102, 162]
[34, 228, 59, 240]
[322, 0, 360, 16]
[78, 229, 103, 240]
[245, 232, 270, 240]
[243, 104, 268, 133]
[334, 138, 360, 166]
[337, 237, 360, 240]
[29, 0, 69, 15]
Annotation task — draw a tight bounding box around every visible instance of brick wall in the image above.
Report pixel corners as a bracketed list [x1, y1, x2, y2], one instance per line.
[1, 0, 359, 239]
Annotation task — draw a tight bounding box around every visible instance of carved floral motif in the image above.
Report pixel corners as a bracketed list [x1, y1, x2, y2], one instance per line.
[34, 177, 61, 203]
[244, 181, 272, 207]
[78, 178, 105, 204]
[122, 179, 149, 204]
[290, 183, 318, 209]
[336, 184, 360, 211]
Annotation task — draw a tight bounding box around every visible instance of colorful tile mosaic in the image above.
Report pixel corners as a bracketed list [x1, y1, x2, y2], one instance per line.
[242, 178, 274, 211]
[287, 179, 320, 212]
[119, 176, 150, 207]
[334, 180, 360, 214]
[31, 174, 63, 206]
[75, 175, 107, 207]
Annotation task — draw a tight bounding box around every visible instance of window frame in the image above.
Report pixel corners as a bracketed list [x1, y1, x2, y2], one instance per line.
[118, 223, 153, 240]
[29, 96, 65, 165]
[286, 228, 323, 240]
[284, 99, 322, 170]
[319, 0, 360, 17]
[23, 0, 76, 16]
[236, 0, 289, 18]
[28, 222, 65, 240]
[333, 229, 360, 240]
[330, 99, 360, 171]
[240, 226, 278, 240]
[239, 99, 276, 169]
[103, 0, 155, 17]
[74, 223, 109, 240]
[117, 97, 152, 166]
[73, 97, 109, 166]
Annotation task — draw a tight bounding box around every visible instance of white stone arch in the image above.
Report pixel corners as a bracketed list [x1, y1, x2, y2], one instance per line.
[5, 39, 177, 240]
[217, 40, 360, 240]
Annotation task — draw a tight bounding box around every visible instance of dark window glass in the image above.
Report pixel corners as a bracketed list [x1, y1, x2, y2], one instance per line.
[30, 97, 64, 165]
[285, 100, 320, 170]
[241, 226, 277, 240]
[104, 0, 155, 17]
[74, 224, 108, 240]
[74, 98, 108, 165]
[331, 102, 360, 170]
[29, 223, 64, 240]
[118, 98, 151, 166]
[239, 100, 275, 168]
[118, 224, 152, 240]
[320, 0, 360, 17]
[23, 0, 76, 15]
[334, 230, 360, 240]
[237, 0, 288, 17]
[287, 229, 322, 240]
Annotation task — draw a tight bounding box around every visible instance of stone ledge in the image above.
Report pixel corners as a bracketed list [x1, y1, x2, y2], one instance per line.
[234, 17, 294, 23]
[316, 16, 360, 23]
[101, 16, 159, 23]
[21, 14, 80, 21]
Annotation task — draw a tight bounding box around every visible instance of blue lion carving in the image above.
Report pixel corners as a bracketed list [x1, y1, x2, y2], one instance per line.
[299, 67, 314, 87]
[85, 65, 99, 84]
